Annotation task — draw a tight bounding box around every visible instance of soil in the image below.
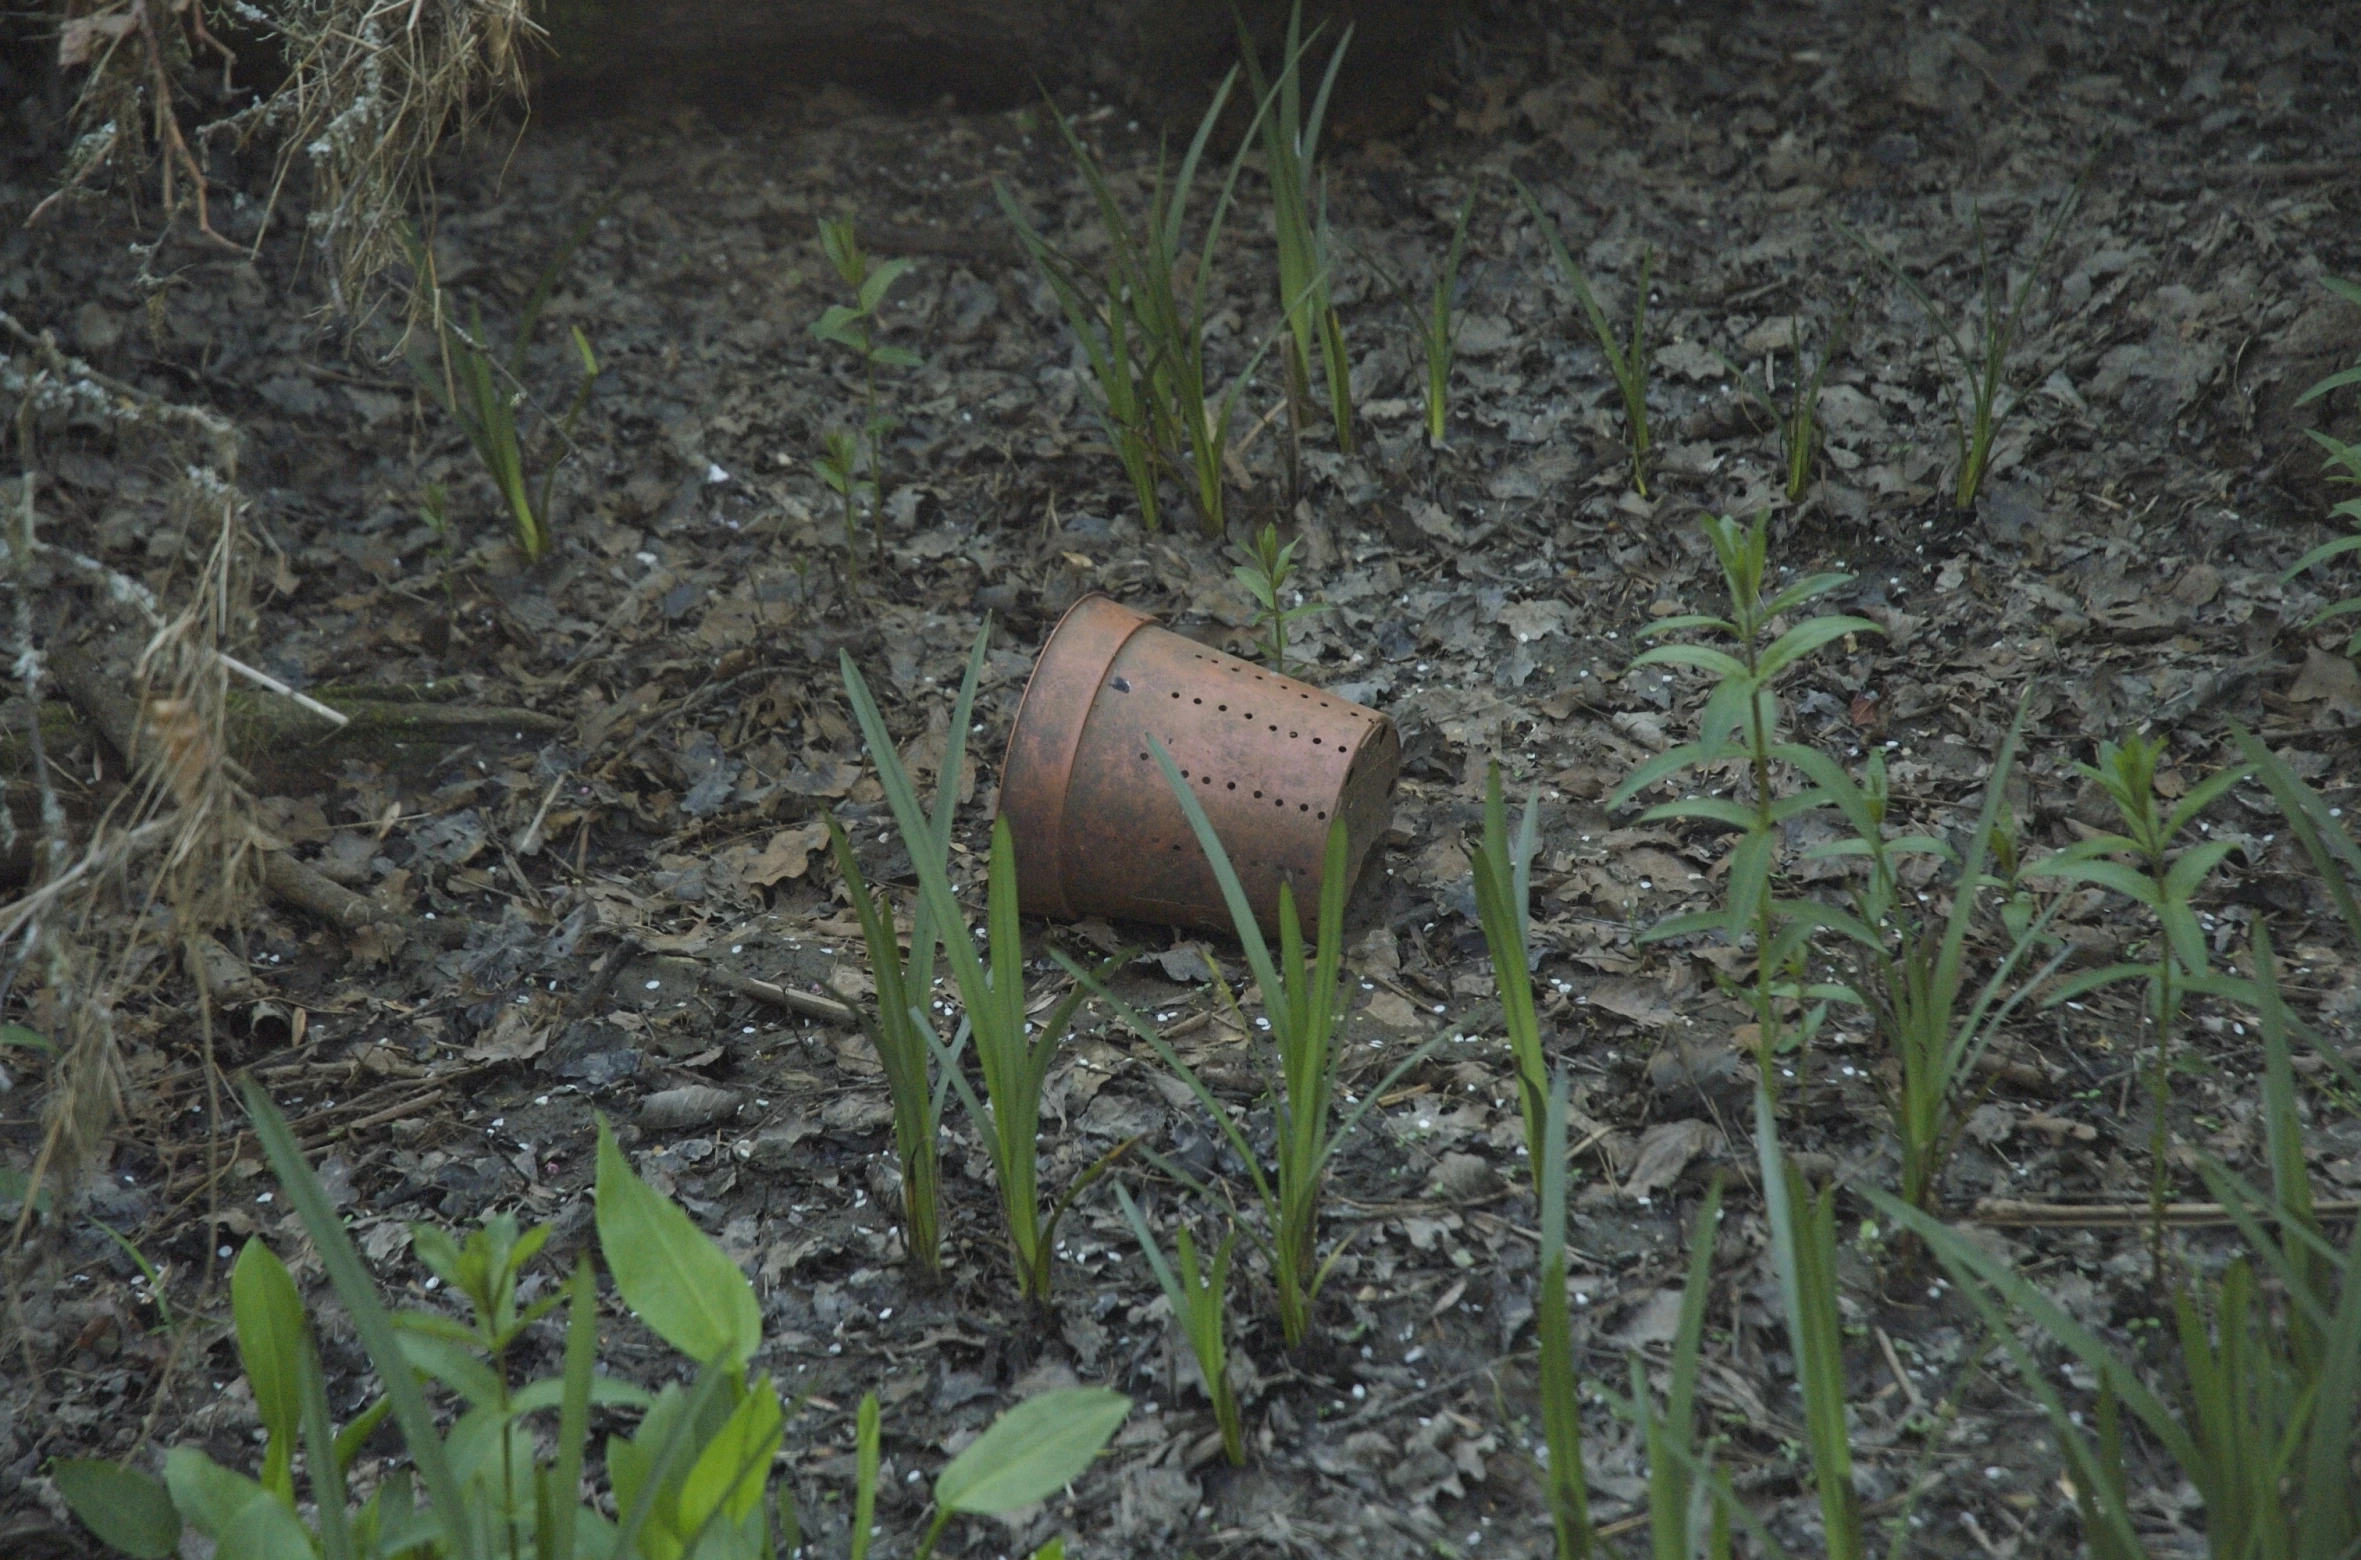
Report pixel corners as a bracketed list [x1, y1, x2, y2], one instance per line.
[5, 2, 2361, 1557]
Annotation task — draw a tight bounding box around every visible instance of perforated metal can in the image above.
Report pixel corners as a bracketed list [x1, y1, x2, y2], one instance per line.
[998, 594, 1401, 935]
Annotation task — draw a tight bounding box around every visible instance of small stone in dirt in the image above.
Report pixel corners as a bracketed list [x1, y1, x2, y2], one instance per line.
[638, 1084, 741, 1130]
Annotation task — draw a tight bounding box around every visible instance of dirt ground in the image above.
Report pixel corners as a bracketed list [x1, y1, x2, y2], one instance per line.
[5, 0, 2361, 1555]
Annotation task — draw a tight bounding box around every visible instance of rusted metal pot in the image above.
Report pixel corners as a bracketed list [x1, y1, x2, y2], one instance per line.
[999, 594, 1401, 935]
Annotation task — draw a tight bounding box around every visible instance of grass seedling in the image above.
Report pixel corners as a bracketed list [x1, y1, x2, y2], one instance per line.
[998, 73, 1278, 535]
[1240, 2, 1355, 456]
[1358, 190, 1473, 444]
[1882, 941, 2361, 1560]
[1714, 290, 1860, 502]
[851, 1392, 881, 1560]
[1077, 746, 1433, 1348]
[1609, 514, 1879, 1112]
[1840, 180, 2081, 511]
[813, 216, 922, 574]
[1471, 761, 1548, 1156]
[842, 651, 1121, 1305]
[1797, 702, 2071, 1214]
[402, 206, 607, 565]
[1114, 1184, 1246, 1465]
[1755, 1094, 1864, 1560]
[1234, 521, 1323, 674]
[824, 622, 990, 1281]
[2286, 277, 2361, 654]
[2022, 733, 2252, 1275]
[1422, 194, 1474, 443]
[1591, 1170, 1728, 1560]
[1515, 179, 1654, 497]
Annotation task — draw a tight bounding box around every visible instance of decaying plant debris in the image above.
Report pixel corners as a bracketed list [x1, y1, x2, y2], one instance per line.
[4, 1, 2361, 1557]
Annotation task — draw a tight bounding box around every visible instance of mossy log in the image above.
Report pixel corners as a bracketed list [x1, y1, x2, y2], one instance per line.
[41, 645, 567, 793]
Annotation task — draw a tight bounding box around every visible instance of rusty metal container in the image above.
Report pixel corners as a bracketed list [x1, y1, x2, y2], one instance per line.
[999, 594, 1401, 935]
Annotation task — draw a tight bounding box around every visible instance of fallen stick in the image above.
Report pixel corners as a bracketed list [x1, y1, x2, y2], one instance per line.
[1970, 1197, 2361, 1228]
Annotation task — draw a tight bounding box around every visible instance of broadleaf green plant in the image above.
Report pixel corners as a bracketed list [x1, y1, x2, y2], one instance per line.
[1608, 513, 1880, 1112]
[1839, 178, 2082, 511]
[2286, 276, 2361, 654]
[1516, 179, 1654, 497]
[1077, 744, 1435, 1348]
[823, 620, 990, 1279]
[1115, 1183, 1246, 1465]
[913, 1388, 1132, 1559]
[1234, 521, 1324, 674]
[2021, 733, 2253, 1272]
[55, 1077, 802, 1560]
[813, 216, 922, 575]
[842, 649, 1121, 1303]
[1239, 1, 1356, 456]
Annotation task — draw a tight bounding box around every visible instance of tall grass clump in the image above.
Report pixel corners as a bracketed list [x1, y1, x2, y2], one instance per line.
[812, 216, 922, 579]
[403, 207, 607, 564]
[1471, 760, 1549, 1154]
[1081, 744, 1431, 1348]
[1799, 702, 2070, 1213]
[998, 75, 1279, 534]
[823, 623, 990, 1280]
[1515, 179, 1655, 498]
[1841, 179, 2082, 511]
[1114, 1185, 1247, 1465]
[1714, 292, 1859, 503]
[843, 652, 1121, 1304]
[1240, 2, 1356, 456]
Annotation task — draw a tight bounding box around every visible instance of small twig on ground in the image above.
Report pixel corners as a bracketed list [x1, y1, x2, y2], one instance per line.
[1971, 1197, 2361, 1228]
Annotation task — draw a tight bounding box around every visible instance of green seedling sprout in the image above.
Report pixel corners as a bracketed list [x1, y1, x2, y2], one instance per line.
[813, 216, 922, 576]
[1240, 2, 1356, 458]
[1515, 178, 1654, 497]
[1839, 178, 2082, 511]
[402, 204, 608, 564]
[912, 1388, 1131, 1559]
[1234, 521, 1324, 673]
[824, 621, 990, 1281]
[2022, 733, 2254, 1276]
[2286, 277, 2361, 653]
[841, 651, 1128, 1304]
[1115, 1184, 1246, 1465]
[1074, 745, 1438, 1349]
[1713, 290, 1861, 502]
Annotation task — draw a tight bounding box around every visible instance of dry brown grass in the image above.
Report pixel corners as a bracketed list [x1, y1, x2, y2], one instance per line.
[37, 0, 539, 312]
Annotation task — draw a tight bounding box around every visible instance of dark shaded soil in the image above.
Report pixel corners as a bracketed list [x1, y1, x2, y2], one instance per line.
[5, 2, 2361, 1556]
